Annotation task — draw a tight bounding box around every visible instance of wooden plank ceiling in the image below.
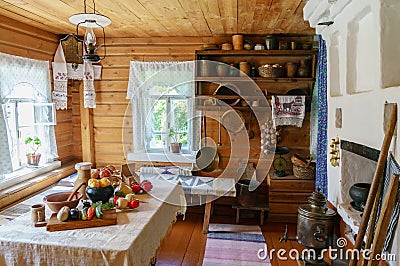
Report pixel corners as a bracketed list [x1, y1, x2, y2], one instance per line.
[0, 0, 313, 37]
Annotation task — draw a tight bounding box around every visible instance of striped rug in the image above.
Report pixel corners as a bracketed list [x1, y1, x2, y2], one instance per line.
[203, 224, 271, 266]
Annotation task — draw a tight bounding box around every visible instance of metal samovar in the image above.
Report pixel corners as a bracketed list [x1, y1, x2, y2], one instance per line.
[280, 189, 336, 265]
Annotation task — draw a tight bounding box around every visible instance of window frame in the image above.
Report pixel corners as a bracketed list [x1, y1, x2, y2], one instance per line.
[4, 98, 39, 169]
[146, 94, 190, 154]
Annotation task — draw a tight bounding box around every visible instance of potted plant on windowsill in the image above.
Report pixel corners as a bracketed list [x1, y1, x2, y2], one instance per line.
[169, 128, 187, 153]
[25, 136, 41, 166]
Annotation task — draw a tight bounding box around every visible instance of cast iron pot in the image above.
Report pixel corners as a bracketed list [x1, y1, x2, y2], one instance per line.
[85, 185, 114, 203]
[349, 182, 371, 212]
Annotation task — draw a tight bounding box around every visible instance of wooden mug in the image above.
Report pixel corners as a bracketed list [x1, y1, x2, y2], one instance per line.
[31, 204, 45, 223]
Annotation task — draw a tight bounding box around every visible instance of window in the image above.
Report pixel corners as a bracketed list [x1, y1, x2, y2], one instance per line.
[0, 52, 58, 175]
[4, 83, 56, 169]
[148, 85, 189, 152]
[127, 61, 201, 160]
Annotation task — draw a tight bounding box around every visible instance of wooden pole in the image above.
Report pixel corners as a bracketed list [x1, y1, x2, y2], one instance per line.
[79, 81, 95, 165]
[367, 174, 399, 266]
[362, 179, 383, 266]
[350, 104, 397, 266]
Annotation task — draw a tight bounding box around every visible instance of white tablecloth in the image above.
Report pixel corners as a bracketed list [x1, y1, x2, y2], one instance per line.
[0, 180, 184, 266]
[140, 173, 236, 197]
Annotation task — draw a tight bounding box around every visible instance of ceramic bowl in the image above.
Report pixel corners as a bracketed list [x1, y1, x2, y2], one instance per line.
[85, 185, 114, 204]
[43, 192, 82, 213]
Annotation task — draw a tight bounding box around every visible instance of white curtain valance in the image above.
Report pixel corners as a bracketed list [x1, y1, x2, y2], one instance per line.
[127, 61, 200, 154]
[0, 52, 51, 100]
[127, 61, 195, 99]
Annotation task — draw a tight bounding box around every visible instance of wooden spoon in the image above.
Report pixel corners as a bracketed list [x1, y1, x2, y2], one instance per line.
[67, 182, 85, 201]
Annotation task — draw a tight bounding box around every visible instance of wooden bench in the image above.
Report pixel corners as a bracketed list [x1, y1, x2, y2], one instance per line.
[232, 203, 270, 225]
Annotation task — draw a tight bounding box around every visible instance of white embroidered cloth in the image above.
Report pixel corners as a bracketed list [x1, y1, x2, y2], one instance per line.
[83, 62, 96, 108]
[67, 63, 102, 80]
[52, 43, 68, 110]
[0, 180, 185, 266]
[272, 95, 306, 127]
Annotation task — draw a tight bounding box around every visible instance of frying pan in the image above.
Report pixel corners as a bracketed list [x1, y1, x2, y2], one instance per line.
[196, 112, 220, 172]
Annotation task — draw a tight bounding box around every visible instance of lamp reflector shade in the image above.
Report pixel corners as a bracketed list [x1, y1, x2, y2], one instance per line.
[69, 13, 111, 28]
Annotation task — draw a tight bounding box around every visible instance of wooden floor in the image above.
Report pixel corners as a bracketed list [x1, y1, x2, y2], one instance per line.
[156, 212, 303, 266]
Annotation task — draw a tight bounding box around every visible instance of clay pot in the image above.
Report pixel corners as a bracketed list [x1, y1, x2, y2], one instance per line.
[297, 59, 310, 78]
[239, 61, 250, 76]
[215, 63, 229, 76]
[286, 62, 298, 78]
[170, 143, 182, 153]
[27, 154, 41, 166]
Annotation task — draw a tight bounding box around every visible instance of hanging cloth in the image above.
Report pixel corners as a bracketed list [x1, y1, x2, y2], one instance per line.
[315, 35, 328, 197]
[67, 63, 102, 80]
[52, 43, 68, 110]
[83, 62, 96, 108]
[271, 95, 306, 127]
[0, 105, 12, 174]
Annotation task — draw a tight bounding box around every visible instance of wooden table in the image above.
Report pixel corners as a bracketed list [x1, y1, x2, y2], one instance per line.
[0, 180, 185, 266]
[138, 173, 236, 234]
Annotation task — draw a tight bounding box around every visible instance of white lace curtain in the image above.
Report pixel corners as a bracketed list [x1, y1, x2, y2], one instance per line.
[0, 52, 58, 171]
[127, 61, 201, 153]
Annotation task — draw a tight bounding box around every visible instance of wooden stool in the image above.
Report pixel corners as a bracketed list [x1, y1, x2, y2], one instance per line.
[232, 204, 269, 225]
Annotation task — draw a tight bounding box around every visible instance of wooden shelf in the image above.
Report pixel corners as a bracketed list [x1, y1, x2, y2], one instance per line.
[196, 49, 318, 56]
[195, 76, 316, 83]
[196, 95, 264, 100]
[196, 105, 269, 112]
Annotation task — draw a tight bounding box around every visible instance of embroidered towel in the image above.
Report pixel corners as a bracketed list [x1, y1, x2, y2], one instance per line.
[272, 95, 306, 127]
[67, 63, 102, 80]
[52, 43, 68, 110]
[83, 62, 96, 108]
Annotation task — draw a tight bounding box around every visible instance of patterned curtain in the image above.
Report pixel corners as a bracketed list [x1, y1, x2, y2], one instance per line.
[315, 35, 328, 197]
[0, 105, 12, 174]
[0, 52, 58, 169]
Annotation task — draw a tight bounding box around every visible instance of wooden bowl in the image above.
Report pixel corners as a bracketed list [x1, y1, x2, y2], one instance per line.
[43, 192, 82, 213]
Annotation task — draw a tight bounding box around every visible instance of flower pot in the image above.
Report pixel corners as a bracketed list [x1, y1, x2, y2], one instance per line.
[27, 154, 41, 166]
[170, 143, 182, 153]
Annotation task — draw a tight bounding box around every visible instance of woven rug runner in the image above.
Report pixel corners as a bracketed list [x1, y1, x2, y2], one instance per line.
[203, 223, 271, 266]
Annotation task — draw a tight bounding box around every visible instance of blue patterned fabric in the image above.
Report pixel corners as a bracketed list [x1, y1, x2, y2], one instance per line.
[315, 35, 328, 197]
[310, 66, 319, 159]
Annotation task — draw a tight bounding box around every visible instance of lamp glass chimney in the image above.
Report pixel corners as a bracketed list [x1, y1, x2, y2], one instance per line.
[84, 26, 96, 53]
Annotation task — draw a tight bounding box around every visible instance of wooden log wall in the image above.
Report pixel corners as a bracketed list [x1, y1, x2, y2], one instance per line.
[91, 37, 232, 168]
[0, 15, 77, 163]
[90, 37, 311, 211]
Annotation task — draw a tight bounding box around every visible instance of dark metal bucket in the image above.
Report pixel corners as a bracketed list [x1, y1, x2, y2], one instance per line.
[236, 180, 257, 207]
